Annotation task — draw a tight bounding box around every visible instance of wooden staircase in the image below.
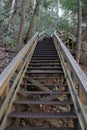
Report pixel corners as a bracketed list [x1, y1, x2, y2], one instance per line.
[4, 38, 79, 130]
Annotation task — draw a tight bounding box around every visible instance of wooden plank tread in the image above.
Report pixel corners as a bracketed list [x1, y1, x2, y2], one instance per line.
[23, 76, 67, 79]
[30, 60, 60, 63]
[18, 91, 70, 95]
[31, 58, 59, 60]
[8, 112, 77, 119]
[5, 126, 79, 130]
[32, 55, 58, 57]
[27, 67, 62, 69]
[24, 77, 65, 80]
[29, 63, 61, 66]
[27, 70, 64, 74]
[14, 100, 73, 105]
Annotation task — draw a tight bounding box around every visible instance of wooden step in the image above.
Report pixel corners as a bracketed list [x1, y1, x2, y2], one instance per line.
[18, 91, 70, 96]
[5, 126, 79, 130]
[26, 70, 64, 74]
[8, 112, 77, 119]
[33, 49, 57, 51]
[32, 53, 59, 57]
[34, 52, 57, 54]
[32, 55, 58, 57]
[27, 66, 63, 71]
[14, 100, 73, 105]
[34, 50, 57, 52]
[23, 77, 66, 81]
[17, 91, 70, 101]
[27, 67, 62, 70]
[21, 83, 67, 86]
[31, 57, 59, 60]
[34, 49, 56, 51]
[28, 67, 62, 70]
[34, 49, 56, 50]
[29, 63, 61, 66]
[29, 59, 60, 63]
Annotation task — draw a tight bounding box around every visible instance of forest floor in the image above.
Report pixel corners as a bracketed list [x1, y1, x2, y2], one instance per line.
[80, 64, 87, 76]
[0, 41, 24, 74]
[0, 37, 87, 76]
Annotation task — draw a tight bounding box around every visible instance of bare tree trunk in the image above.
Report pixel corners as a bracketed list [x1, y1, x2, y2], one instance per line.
[76, 0, 82, 64]
[15, 0, 27, 54]
[36, 5, 40, 32]
[44, 7, 47, 31]
[24, 0, 40, 43]
[7, 0, 16, 29]
[56, 0, 60, 31]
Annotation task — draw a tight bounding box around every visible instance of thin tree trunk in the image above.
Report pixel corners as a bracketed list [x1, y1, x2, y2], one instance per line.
[56, 0, 60, 31]
[24, 0, 40, 43]
[76, 0, 82, 64]
[36, 5, 40, 31]
[44, 7, 47, 31]
[15, 0, 27, 54]
[7, 0, 16, 29]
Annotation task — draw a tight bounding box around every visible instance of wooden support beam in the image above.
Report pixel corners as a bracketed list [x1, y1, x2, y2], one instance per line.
[27, 77, 52, 92]
[3, 83, 9, 97]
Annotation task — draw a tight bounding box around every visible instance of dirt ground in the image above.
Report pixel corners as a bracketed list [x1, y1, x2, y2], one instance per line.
[0, 43, 24, 74]
[80, 64, 87, 76]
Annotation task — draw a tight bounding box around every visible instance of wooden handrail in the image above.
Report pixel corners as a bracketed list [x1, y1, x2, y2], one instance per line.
[68, 33, 76, 43]
[39, 31, 49, 41]
[0, 32, 48, 124]
[54, 32, 87, 97]
[0, 32, 38, 96]
[53, 32, 87, 129]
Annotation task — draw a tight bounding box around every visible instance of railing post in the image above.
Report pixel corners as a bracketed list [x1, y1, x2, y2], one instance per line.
[79, 86, 85, 105]
[18, 62, 22, 70]
[3, 83, 9, 97]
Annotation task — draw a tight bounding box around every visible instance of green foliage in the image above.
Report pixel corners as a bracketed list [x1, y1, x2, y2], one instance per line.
[0, 0, 14, 27]
[36, 0, 57, 35]
[43, 0, 55, 9]
[60, 0, 78, 14]
[82, 0, 87, 22]
[60, 0, 87, 24]
[0, 0, 86, 42]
